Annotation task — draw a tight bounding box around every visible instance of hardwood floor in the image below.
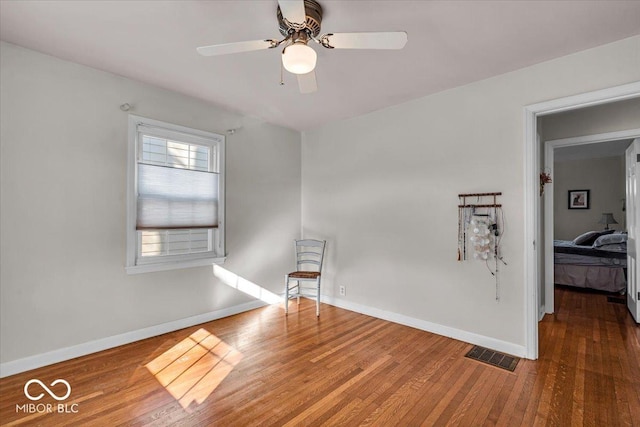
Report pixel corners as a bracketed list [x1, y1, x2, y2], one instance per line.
[1, 286, 639, 426]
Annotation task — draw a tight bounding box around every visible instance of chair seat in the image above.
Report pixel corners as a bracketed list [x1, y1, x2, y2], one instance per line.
[288, 271, 321, 279]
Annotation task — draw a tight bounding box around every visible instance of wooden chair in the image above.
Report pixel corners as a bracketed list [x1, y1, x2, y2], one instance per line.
[285, 239, 326, 317]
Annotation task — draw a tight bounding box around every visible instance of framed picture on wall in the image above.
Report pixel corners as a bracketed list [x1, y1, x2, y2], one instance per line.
[568, 189, 590, 209]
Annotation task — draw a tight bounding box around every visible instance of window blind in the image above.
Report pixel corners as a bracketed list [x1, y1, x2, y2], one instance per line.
[137, 163, 219, 230]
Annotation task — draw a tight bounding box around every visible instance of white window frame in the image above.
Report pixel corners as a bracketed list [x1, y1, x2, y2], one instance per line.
[126, 115, 226, 274]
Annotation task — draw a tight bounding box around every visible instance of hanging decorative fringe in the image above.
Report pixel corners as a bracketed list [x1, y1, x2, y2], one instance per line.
[457, 192, 507, 301]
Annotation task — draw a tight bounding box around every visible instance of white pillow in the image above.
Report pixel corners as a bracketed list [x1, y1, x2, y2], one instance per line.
[593, 233, 627, 247]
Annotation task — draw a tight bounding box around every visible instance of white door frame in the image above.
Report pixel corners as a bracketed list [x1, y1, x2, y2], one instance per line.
[625, 139, 640, 322]
[523, 81, 640, 360]
[543, 129, 640, 315]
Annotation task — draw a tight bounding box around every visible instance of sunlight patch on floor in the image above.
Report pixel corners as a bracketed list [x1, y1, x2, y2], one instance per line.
[213, 265, 281, 304]
[145, 328, 242, 409]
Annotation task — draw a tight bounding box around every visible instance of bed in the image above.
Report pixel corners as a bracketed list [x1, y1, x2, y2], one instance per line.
[554, 230, 628, 293]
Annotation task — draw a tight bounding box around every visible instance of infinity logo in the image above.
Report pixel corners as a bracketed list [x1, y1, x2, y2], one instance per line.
[24, 379, 71, 401]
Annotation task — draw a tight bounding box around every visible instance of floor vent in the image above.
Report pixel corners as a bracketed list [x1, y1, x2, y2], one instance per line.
[465, 346, 519, 372]
[607, 296, 626, 304]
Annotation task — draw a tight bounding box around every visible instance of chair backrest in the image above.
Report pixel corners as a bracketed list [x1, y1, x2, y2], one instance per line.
[294, 239, 326, 273]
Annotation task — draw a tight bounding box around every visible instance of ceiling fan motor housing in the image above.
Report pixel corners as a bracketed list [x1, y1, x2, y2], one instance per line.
[277, 0, 323, 38]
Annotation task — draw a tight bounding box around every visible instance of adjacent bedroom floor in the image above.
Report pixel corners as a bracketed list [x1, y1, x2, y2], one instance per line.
[1, 286, 639, 426]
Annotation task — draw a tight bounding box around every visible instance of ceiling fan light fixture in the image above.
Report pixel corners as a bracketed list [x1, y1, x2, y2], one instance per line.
[282, 43, 317, 74]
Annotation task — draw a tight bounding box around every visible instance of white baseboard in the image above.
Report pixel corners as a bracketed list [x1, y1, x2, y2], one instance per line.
[321, 295, 527, 358]
[539, 305, 547, 321]
[0, 300, 267, 378]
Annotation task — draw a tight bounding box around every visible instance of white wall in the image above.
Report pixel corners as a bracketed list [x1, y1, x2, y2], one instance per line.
[302, 36, 640, 350]
[553, 157, 625, 240]
[540, 97, 640, 141]
[0, 42, 301, 365]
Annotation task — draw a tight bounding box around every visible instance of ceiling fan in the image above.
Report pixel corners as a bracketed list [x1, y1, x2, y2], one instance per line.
[196, 0, 408, 94]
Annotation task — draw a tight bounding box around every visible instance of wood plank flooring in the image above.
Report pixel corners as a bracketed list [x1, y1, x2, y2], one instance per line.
[1, 286, 639, 426]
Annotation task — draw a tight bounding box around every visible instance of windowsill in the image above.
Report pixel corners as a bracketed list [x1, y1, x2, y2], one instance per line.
[126, 256, 226, 275]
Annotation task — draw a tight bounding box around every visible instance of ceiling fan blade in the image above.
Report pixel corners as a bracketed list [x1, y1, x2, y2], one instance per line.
[278, 0, 306, 25]
[297, 71, 317, 94]
[322, 31, 408, 50]
[197, 39, 275, 56]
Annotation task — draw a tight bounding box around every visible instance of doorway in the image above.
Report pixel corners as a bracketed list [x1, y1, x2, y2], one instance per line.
[523, 81, 640, 359]
[543, 130, 640, 314]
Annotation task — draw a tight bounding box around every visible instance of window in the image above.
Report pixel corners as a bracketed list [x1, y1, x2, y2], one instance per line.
[126, 115, 225, 274]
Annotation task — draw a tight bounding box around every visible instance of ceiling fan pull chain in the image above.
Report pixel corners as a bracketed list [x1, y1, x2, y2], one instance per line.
[280, 58, 285, 86]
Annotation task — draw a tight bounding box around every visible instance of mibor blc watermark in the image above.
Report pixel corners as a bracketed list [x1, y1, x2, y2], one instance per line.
[16, 379, 79, 414]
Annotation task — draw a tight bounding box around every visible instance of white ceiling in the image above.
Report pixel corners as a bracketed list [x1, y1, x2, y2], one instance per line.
[1, 1, 639, 131]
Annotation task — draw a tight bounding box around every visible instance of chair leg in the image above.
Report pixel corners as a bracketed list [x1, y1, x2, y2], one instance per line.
[284, 274, 289, 315]
[297, 280, 300, 305]
[316, 278, 321, 317]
